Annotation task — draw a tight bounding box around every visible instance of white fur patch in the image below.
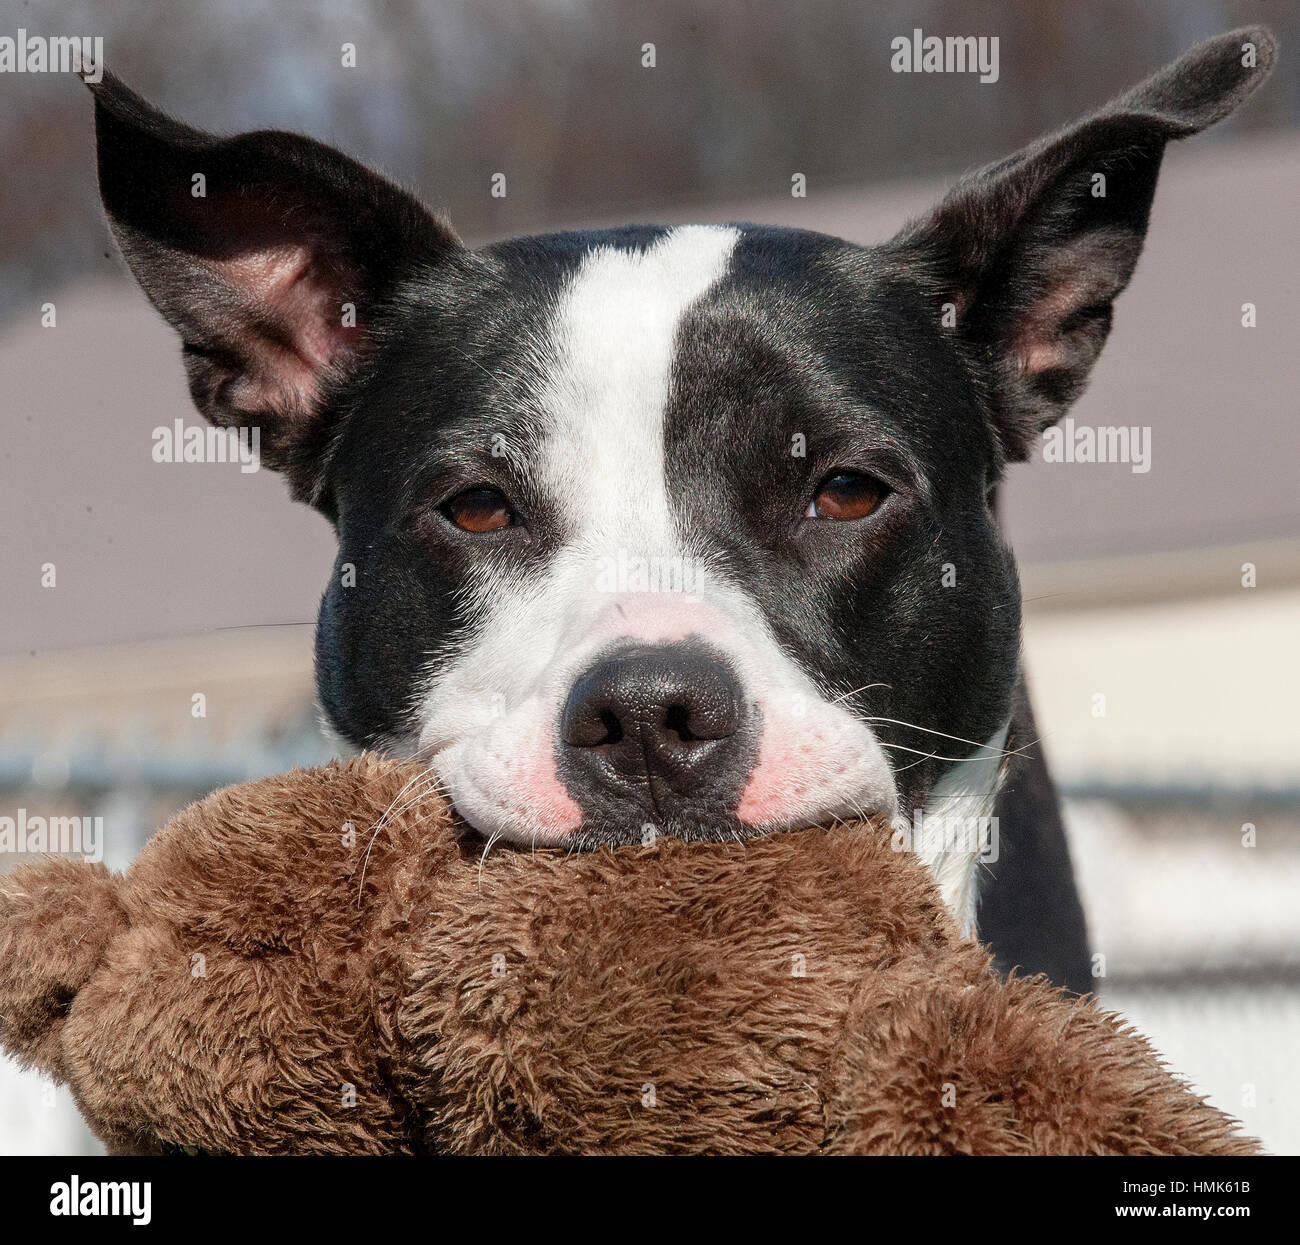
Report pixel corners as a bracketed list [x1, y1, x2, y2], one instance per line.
[911, 723, 1010, 936]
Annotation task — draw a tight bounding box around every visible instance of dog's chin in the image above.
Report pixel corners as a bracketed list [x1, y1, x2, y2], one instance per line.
[523, 804, 885, 852]
[564, 814, 761, 850]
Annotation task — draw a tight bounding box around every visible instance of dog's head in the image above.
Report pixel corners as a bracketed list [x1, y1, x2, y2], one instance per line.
[89, 31, 1273, 860]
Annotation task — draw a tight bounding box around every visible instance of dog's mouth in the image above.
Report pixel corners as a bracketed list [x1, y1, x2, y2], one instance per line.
[560, 811, 793, 851]
[459, 795, 892, 855]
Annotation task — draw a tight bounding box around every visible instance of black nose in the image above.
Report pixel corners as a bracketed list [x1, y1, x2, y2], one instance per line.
[559, 644, 749, 817]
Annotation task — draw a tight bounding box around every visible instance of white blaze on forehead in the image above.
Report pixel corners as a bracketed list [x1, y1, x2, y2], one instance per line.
[537, 225, 740, 548]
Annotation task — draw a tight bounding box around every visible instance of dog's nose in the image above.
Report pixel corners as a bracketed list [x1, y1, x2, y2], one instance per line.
[560, 644, 747, 813]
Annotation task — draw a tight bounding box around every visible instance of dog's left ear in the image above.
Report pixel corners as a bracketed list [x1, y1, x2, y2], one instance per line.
[86, 71, 463, 499]
[895, 26, 1276, 462]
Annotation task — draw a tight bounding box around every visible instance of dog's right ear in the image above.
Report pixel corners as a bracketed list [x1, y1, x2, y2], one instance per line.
[892, 27, 1276, 465]
[87, 72, 462, 500]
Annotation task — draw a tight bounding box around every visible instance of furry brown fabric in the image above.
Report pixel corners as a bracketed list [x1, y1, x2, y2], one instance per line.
[0, 755, 1258, 1155]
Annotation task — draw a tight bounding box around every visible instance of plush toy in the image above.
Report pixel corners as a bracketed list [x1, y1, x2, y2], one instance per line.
[0, 756, 1257, 1155]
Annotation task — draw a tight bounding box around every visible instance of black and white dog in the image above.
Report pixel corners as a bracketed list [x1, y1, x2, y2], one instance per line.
[87, 29, 1273, 986]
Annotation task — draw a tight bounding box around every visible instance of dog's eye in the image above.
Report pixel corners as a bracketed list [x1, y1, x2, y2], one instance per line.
[805, 472, 887, 521]
[441, 487, 519, 534]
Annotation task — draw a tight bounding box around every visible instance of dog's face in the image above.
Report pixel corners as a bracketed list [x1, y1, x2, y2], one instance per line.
[89, 31, 1271, 855]
[315, 221, 1021, 846]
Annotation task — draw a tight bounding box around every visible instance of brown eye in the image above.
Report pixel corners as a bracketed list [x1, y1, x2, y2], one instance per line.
[441, 487, 518, 533]
[806, 472, 886, 522]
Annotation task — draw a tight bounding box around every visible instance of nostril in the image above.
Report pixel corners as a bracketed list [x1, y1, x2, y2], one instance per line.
[597, 709, 623, 747]
[664, 703, 696, 743]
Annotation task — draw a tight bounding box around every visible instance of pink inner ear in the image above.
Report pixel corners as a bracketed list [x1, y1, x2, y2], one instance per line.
[1011, 266, 1097, 377]
[208, 243, 361, 417]
[1016, 331, 1071, 377]
[1009, 228, 1135, 378]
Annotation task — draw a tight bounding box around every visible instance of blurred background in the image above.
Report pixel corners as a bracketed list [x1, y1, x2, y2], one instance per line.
[2, 0, 1298, 1153]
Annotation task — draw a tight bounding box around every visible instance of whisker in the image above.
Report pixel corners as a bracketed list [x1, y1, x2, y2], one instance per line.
[826, 691, 1032, 762]
[877, 741, 999, 765]
[826, 688, 1033, 762]
[370, 749, 441, 834]
[380, 774, 452, 824]
[478, 829, 504, 888]
[827, 682, 892, 706]
[890, 752, 937, 774]
[861, 716, 1034, 760]
[357, 760, 445, 904]
[363, 782, 447, 864]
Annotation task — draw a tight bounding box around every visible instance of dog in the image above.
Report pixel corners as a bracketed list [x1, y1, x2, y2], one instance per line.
[83, 28, 1274, 989]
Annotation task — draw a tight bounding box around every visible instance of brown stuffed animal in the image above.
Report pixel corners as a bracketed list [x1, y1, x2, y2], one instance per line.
[0, 755, 1257, 1155]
